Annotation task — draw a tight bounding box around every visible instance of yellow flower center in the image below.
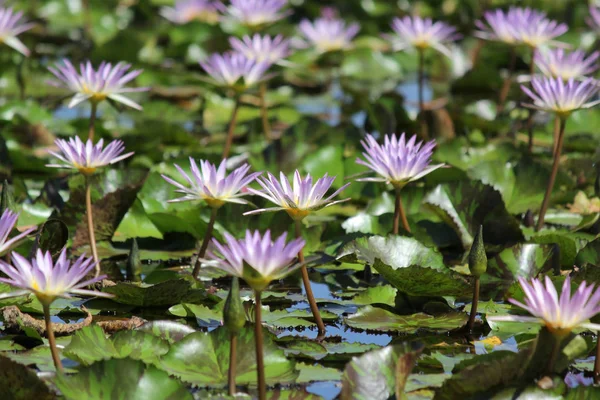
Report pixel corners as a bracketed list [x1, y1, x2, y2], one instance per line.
[204, 198, 226, 209]
[285, 208, 310, 221]
[76, 165, 97, 176]
[81, 84, 108, 103]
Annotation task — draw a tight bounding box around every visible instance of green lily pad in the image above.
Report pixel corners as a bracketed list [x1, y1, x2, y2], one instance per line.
[156, 326, 298, 387]
[422, 180, 523, 249]
[55, 358, 192, 400]
[485, 243, 554, 282]
[103, 279, 194, 307]
[0, 355, 54, 400]
[136, 321, 196, 343]
[63, 325, 170, 365]
[345, 306, 468, 333]
[340, 236, 471, 298]
[340, 342, 424, 400]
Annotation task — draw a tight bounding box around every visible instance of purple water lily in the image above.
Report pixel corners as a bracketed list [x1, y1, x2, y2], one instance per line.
[356, 133, 444, 189]
[477, 7, 567, 48]
[225, 0, 289, 28]
[244, 171, 350, 220]
[205, 230, 304, 292]
[48, 59, 149, 110]
[535, 48, 600, 80]
[0, 248, 112, 305]
[298, 11, 360, 53]
[161, 158, 261, 209]
[0, 210, 35, 256]
[0, 6, 34, 56]
[200, 52, 271, 90]
[588, 6, 600, 33]
[521, 77, 600, 117]
[160, 0, 223, 24]
[46, 137, 134, 175]
[388, 16, 459, 57]
[229, 34, 290, 64]
[488, 276, 600, 337]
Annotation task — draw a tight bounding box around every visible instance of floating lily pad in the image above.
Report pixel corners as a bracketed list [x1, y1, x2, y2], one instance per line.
[340, 342, 424, 400]
[0, 355, 54, 400]
[157, 326, 297, 387]
[103, 279, 193, 307]
[55, 358, 192, 400]
[345, 306, 468, 333]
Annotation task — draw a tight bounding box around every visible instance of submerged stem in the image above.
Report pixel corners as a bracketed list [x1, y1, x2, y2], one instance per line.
[295, 220, 326, 336]
[192, 208, 218, 279]
[259, 82, 272, 141]
[467, 278, 480, 332]
[536, 117, 567, 231]
[88, 102, 98, 141]
[85, 176, 100, 277]
[222, 97, 242, 159]
[43, 303, 63, 372]
[228, 333, 238, 396]
[254, 291, 266, 400]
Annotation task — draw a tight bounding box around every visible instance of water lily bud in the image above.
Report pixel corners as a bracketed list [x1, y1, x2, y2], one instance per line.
[1, 180, 15, 214]
[468, 226, 487, 278]
[126, 238, 142, 282]
[224, 277, 245, 335]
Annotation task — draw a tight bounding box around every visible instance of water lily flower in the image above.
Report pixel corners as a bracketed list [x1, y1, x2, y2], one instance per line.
[160, 0, 223, 24]
[161, 158, 261, 209]
[388, 16, 459, 57]
[200, 52, 271, 91]
[535, 48, 600, 80]
[0, 248, 111, 305]
[0, 210, 35, 256]
[298, 12, 360, 53]
[475, 8, 522, 45]
[587, 6, 600, 33]
[514, 8, 567, 48]
[488, 276, 600, 337]
[205, 230, 304, 292]
[48, 59, 149, 110]
[0, 6, 34, 56]
[244, 171, 350, 220]
[356, 133, 444, 190]
[229, 34, 290, 64]
[521, 77, 600, 118]
[225, 0, 289, 28]
[46, 137, 134, 176]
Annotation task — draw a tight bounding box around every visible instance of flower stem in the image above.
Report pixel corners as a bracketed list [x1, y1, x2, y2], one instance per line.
[497, 47, 516, 114]
[526, 47, 537, 153]
[536, 117, 567, 231]
[467, 277, 480, 332]
[88, 102, 98, 141]
[393, 188, 411, 234]
[259, 82, 272, 141]
[192, 207, 218, 279]
[547, 334, 562, 375]
[82, 0, 92, 39]
[552, 115, 560, 157]
[43, 303, 63, 373]
[228, 333, 238, 396]
[17, 56, 26, 101]
[222, 97, 242, 159]
[254, 291, 266, 400]
[295, 220, 326, 336]
[594, 336, 600, 383]
[417, 48, 429, 141]
[85, 176, 100, 277]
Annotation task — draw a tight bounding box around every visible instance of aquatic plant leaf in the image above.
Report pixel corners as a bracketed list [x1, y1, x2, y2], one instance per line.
[102, 279, 193, 307]
[136, 321, 196, 343]
[340, 236, 471, 298]
[345, 306, 467, 333]
[63, 325, 170, 365]
[157, 326, 297, 387]
[340, 342, 424, 400]
[55, 358, 192, 400]
[0, 355, 54, 400]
